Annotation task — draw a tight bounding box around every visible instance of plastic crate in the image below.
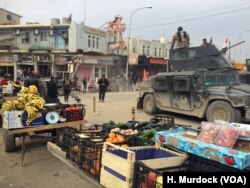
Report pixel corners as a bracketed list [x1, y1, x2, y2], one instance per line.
[64, 133, 82, 165]
[133, 161, 188, 188]
[189, 154, 250, 172]
[59, 127, 78, 151]
[79, 137, 106, 181]
[61, 104, 85, 122]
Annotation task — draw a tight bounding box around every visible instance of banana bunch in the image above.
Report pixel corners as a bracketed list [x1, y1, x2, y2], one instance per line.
[20, 87, 29, 94]
[29, 85, 38, 94]
[2, 85, 45, 113]
[1, 101, 15, 111]
[29, 98, 45, 110]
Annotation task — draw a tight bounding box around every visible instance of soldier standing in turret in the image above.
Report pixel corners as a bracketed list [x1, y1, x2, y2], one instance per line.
[171, 26, 190, 50]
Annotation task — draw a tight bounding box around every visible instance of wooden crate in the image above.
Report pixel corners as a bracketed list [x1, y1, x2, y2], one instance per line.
[100, 142, 188, 188]
[100, 143, 135, 188]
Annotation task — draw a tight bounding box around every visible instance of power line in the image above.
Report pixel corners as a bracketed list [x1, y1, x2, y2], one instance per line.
[134, 1, 250, 25]
[132, 6, 250, 30]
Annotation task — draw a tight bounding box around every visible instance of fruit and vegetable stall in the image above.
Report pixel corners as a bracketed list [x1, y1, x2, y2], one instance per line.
[1, 85, 86, 153]
[49, 116, 250, 188]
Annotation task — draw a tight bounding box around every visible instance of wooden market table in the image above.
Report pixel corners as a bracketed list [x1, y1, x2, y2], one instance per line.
[2, 119, 87, 166]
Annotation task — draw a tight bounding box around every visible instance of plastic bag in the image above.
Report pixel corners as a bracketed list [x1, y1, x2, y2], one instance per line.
[214, 126, 239, 148]
[198, 122, 221, 143]
[231, 123, 250, 137]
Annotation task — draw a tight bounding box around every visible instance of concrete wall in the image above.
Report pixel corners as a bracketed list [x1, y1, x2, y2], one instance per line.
[0, 9, 21, 25]
[124, 38, 169, 59]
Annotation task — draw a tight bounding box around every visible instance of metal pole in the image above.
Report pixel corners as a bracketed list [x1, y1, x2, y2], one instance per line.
[126, 6, 152, 81]
[236, 29, 250, 60]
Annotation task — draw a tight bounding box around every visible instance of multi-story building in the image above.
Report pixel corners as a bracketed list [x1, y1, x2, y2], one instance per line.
[0, 8, 21, 25]
[0, 7, 170, 86]
[118, 37, 169, 80]
[0, 16, 116, 82]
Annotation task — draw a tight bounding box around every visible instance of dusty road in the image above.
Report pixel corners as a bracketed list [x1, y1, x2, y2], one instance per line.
[0, 91, 201, 188]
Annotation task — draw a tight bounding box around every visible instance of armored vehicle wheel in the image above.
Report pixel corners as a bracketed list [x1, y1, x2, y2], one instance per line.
[206, 101, 242, 123]
[3, 129, 16, 152]
[143, 94, 159, 114]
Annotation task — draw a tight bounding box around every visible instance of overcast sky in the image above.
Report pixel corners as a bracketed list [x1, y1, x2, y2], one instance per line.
[2, 0, 250, 60]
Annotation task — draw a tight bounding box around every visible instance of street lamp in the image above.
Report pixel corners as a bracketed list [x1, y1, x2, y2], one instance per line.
[237, 29, 250, 59]
[126, 6, 152, 81]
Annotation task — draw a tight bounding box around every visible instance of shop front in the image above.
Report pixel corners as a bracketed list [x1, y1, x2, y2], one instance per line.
[16, 62, 35, 81]
[148, 57, 168, 76]
[37, 62, 52, 78]
[0, 62, 14, 80]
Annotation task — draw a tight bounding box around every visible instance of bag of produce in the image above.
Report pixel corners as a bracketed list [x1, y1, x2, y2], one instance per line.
[214, 126, 239, 148]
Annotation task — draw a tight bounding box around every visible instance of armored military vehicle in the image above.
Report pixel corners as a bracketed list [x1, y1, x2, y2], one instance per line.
[137, 44, 250, 123]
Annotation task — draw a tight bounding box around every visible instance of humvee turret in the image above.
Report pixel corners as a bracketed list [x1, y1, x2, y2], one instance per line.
[137, 44, 250, 123]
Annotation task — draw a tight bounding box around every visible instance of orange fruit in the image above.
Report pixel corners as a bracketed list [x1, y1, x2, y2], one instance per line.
[112, 137, 119, 143]
[109, 133, 116, 139]
[106, 138, 113, 143]
[118, 136, 125, 142]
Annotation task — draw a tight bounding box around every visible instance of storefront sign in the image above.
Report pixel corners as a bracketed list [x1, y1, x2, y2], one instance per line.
[129, 53, 138, 65]
[149, 58, 166, 65]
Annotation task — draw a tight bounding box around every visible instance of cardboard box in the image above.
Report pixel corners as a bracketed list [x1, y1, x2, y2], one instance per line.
[3, 110, 45, 129]
[156, 128, 250, 170]
[3, 111, 23, 129]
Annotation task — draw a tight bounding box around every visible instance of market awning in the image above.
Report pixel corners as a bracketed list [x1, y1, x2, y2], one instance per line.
[149, 58, 166, 65]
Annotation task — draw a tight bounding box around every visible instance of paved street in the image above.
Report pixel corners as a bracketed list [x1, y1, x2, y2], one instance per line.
[0, 91, 201, 188]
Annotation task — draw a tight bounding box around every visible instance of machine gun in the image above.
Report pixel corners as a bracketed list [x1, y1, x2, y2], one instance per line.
[220, 40, 245, 54]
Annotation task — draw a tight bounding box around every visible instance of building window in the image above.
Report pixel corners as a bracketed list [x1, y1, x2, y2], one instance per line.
[21, 32, 29, 44]
[88, 35, 91, 47]
[7, 14, 12, 21]
[133, 47, 136, 53]
[94, 67, 99, 80]
[40, 31, 48, 41]
[142, 45, 145, 55]
[154, 48, 157, 57]
[92, 36, 95, 48]
[96, 37, 99, 49]
[159, 48, 162, 57]
[147, 46, 150, 56]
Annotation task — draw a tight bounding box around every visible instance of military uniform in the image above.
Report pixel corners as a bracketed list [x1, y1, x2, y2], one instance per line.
[171, 30, 190, 49]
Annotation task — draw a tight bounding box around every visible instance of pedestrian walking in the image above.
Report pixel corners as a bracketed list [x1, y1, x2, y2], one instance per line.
[38, 77, 48, 98]
[98, 74, 109, 102]
[82, 77, 87, 93]
[63, 75, 72, 102]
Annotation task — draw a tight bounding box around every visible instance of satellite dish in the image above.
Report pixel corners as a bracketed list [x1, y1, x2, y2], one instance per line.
[45, 112, 59, 124]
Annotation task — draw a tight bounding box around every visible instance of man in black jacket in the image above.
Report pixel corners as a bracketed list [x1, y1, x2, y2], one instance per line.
[98, 74, 109, 103]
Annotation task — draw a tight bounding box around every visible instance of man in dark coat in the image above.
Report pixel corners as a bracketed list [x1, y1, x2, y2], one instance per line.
[98, 74, 109, 102]
[47, 76, 57, 99]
